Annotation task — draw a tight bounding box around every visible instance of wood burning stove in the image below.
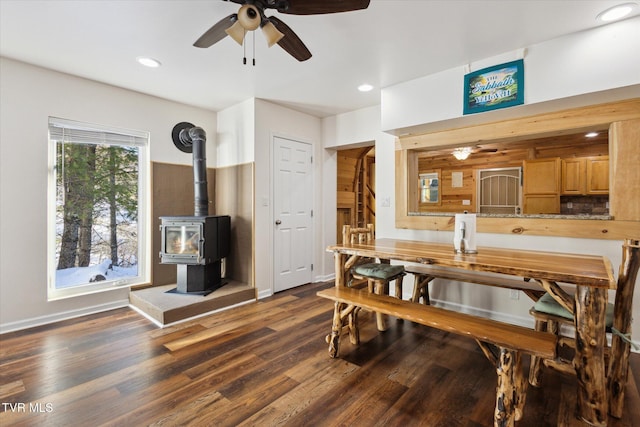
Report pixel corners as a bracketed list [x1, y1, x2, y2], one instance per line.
[160, 122, 231, 295]
[160, 215, 230, 294]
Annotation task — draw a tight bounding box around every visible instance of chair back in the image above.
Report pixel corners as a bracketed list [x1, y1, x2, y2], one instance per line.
[343, 224, 374, 245]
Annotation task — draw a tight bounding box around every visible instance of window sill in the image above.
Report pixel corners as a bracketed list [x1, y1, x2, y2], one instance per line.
[47, 279, 138, 301]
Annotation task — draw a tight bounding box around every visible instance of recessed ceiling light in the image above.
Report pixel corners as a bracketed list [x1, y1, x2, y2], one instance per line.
[596, 3, 637, 22]
[585, 132, 599, 138]
[358, 84, 374, 92]
[136, 56, 162, 68]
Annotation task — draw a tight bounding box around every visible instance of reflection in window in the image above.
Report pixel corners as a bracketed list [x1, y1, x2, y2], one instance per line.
[419, 172, 439, 203]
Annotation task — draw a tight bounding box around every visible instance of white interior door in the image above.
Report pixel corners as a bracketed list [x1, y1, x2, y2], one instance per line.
[273, 136, 313, 292]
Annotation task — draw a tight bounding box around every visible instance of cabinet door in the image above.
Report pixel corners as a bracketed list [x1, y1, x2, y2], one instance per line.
[561, 158, 585, 194]
[524, 194, 560, 214]
[524, 158, 561, 194]
[587, 157, 609, 194]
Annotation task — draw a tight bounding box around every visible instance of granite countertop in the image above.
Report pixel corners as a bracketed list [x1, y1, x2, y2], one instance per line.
[408, 212, 613, 220]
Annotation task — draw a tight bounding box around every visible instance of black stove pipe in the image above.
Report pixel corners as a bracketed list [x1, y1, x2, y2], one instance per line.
[173, 122, 209, 217]
[184, 127, 208, 217]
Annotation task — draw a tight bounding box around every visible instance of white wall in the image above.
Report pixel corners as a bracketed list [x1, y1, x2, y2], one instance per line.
[216, 98, 323, 299]
[216, 99, 255, 167]
[382, 16, 640, 134]
[0, 58, 216, 332]
[254, 99, 323, 298]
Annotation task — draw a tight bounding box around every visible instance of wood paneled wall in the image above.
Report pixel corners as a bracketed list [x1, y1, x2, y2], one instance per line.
[416, 132, 609, 213]
[336, 146, 374, 241]
[395, 98, 640, 239]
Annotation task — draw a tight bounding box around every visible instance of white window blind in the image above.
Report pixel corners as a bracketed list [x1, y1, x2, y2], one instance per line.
[48, 117, 148, 146]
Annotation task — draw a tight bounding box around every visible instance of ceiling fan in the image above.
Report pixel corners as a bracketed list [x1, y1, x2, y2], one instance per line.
[193, 0, 371, 62]
[451, 145, 499, 160]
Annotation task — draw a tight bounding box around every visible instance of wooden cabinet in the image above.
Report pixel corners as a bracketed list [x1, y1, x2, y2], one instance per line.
[587, 157, 609, 194]
[524, 194, 560, 215]
[561, 158, 584, 194]
[523, 158, 560, 214]
[524, 158, 561, 194]
[561, 156, 609, 195]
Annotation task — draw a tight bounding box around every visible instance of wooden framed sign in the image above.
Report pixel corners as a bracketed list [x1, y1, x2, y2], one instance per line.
[463, 59, 524, 115]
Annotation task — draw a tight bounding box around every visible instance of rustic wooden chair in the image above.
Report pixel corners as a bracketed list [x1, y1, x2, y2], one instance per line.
[343, 224, 405, 331]
[528, 238, 640, 418]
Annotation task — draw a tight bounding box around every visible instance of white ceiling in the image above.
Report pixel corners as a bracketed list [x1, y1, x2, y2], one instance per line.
[1, 0, 637, 117]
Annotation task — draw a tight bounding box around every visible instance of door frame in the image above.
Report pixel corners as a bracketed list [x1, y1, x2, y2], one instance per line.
[270, 133, 315, 293]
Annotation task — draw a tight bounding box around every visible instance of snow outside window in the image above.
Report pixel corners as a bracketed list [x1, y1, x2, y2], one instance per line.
[47, 117, 150, 300]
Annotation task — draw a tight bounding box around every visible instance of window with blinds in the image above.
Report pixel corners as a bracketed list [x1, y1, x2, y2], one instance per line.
[48, 117, 149, 299]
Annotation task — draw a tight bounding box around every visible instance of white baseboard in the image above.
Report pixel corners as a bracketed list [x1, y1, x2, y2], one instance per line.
[0, 299, 129, 334]
[256, 274, 334, 300]
[429, 298, 535, 329]
[314, 273, 335, 283]
[257, 289, 273, 300]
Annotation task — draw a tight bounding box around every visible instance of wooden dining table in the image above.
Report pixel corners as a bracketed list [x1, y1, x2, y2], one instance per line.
[326, 238, 616, 427]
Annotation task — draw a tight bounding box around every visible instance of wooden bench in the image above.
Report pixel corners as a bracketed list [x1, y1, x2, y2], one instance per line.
[404, 265, 547, 304]
[317, 286, 557, 427]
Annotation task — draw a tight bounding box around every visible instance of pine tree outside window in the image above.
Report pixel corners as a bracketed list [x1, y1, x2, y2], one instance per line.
[48, 117, 149, 299]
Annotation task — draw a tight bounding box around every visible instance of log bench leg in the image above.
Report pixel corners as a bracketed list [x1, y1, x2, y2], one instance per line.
[328, 301, 344, 358]
[528, 319, 557, 387]
[348, 307, 360, 345]
[373, 279, 389, 331]
[495, 348, 525, 427]
[327, 302, 359, 358]
[574, 286, 608, 427]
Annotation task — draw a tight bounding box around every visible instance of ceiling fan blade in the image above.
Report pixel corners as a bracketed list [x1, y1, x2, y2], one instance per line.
[278, 0, 370, 15]
[268, 17, 312, 61]
[193, 14, 237, 48]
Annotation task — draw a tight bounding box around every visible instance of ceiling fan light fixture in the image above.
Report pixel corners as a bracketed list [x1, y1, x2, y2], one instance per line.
[261, 21, 284, 47]
[225, 21, 246, 45]
[452, 147, 472, 160]
[237, 4, 261, 31]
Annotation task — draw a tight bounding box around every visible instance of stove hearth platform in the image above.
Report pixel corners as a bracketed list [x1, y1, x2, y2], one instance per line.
[130, 280, 255, 326]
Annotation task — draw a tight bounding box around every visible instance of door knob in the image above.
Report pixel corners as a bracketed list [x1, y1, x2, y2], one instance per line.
[275, 220, 282, 225]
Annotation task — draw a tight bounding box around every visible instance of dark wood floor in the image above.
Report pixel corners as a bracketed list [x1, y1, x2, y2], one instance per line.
[1, 281, 639, 426]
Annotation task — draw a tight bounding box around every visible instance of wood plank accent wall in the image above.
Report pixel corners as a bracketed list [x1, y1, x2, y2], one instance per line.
[395, 98, 640, 240]
[419, 167, 478, 213]
[336, 146, 374, 241]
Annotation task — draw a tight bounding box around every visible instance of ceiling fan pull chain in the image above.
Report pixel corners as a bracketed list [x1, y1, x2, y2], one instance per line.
[243, 30, 247, 65]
